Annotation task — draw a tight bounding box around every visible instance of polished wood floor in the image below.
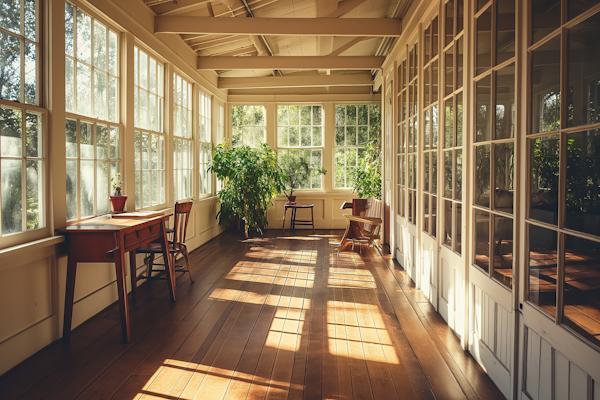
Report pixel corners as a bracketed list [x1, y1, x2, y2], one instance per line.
[0, 230, 506, 400]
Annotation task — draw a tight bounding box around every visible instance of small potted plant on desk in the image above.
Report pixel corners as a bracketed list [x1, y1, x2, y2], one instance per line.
[110, 173, 127, 212]
[279, 152, 327, 203]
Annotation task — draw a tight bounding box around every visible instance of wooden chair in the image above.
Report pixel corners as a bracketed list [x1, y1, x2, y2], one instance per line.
[132, 200, 195, 289]
[338, 198, 383, 255]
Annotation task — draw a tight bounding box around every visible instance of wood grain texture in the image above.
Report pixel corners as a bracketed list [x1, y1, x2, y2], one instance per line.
[0, 231, 505, 400]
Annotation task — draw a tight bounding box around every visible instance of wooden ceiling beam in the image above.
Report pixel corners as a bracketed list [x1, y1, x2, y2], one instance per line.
[218, 74, 374, 89]
[155, 16, 402, 37]
[191, 35, 249, 50]
[197, 56, 385, 70]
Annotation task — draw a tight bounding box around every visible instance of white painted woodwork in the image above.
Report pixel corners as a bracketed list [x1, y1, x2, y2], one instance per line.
[197, 56, 385, 70]
[154, 16, 403, 37]
[218, 74, 374, 89]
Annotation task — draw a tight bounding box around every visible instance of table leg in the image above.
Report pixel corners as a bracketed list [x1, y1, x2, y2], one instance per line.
[129, 250, 138, 300]
[62, 256, 78, 342]
[159, 219, 176, 302]
[114, 240, 131, 343]
[282, 207, 287, 235]
[311, 207, 315, 234]
[291, 208, 296, 231]
[338, 218, 352, 255]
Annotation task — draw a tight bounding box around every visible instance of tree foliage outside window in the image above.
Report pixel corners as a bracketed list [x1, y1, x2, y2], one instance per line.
[0, 0, 38, 105]
[0, 105, 44, 235]
[173, 73, 193, 200]
[134, 131, 164, 209]
[199, 91, 212, 196]
[353, 108, 382, 199]
[65, 2, 118, 122]
[231, 105, 265, 148]
[334, 104, 381, 189]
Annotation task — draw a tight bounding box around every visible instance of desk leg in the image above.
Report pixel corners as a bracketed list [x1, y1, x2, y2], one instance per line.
[62, 257, 78, 342]
[159, 220, 176, 302]
[129, 250, 138, 300]
[338, 218, 352, 255]
[282, 207, 287, 235]
[114, 243, 131, 343]
[311, 207, 315, 234]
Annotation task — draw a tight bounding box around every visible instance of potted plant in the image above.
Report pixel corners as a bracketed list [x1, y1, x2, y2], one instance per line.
[279, 152, 327, 203]
[210, 142, 285, 239]
[110, 173, 127, 212]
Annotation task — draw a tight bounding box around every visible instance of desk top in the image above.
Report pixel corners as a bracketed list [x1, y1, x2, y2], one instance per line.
[57, 213, 171, 233]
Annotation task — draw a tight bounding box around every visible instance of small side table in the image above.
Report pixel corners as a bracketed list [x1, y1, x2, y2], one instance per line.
[282, 203, 315, 234]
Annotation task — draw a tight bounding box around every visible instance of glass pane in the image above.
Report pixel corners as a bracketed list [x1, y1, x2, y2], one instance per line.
[313, 127, 322, 146]
[141, 133, 149, 169]
[108, 31, 117, 76]
[26, 112, 41, 158]
[530, 135, 559, 225]
[432, 151, 437, 194]
[496, 63, 515, 139]
[289, 126, 299, 146]
[423, 194, 430, 233]
[495, 142, 514, 213]
[97, 161, 108, 214]
[278, 105, 288, 126]
[301, 126, 311, 146]
[76, 63, 91, 117]
[151, 134, 158, 169]
[424, 25, 430, 65]
[313, 105, 322, 125]
[80, 160, 94, 218]
[149, 93, 156, 132]
[139, 50, 147, 90]
[65, 2, 74, 55]
[66, 119, 77, 158]
[475, 209, 490, 272]
[476, 75, 492, 141]
[93, 21, 106, 71]
[563, 235, 600, 344]
[456, 0, 463, 33]
[445, 0, 454, 47]
[110, 126, 119, 160]
[457, 37, 463, 89]
[531, 36, 561, 134]
[289, 105, 299, 125]
[346, 126, 357, 146]
[424, 109, 430, 150]
[532, 0, 561, 44]
[432, 59, 439, 103]
[347, 105, 357, 125]
[444, 200, 452, 247]
[1, 159, 22, 234]
[432, 16, 439, 58]
[142, 171, 150, 207]
[455, 203, 462, 254]
[567, 12, 600, 128]
[0, 32, 21, 102]
[76, 9, 91, 64]
[231, 105, 242, 127]
[528, 224, 557, 317]
[455, 149, 462, 201]
[149, 58, 156, 94]
[26, 159, 42, 230]
[476, 7, 492, 75]
[24, 42, 36, 105]
[152, 170, 158, 204]
[432, 104, 438, 149]
[94, 70, 107, 121]
[80, 121, 93, 159]
[96, 124, 107, 159]
[475, 144, 491, 207]
[135, 171, 140, 209]
[493, 216, 513, 288]
[424, 152, 430, 191]
[431, 196, 437, 238]
[566, 129, 600, 237]
[301, 105, 311, 125]
[65, 57, 74, 112]
[0, 0, 21, 35]
[108, 76, 117, 123]
[444, 150, 452, 198]
[496, 0, 515, 65]
[139, 90, 147, 130]
[66, 159, 77, 221]
[0, 106, 22, 157]
[445, 98, 453, 148]
[445, 45, 454, 97]
[456, 92, 463, 146]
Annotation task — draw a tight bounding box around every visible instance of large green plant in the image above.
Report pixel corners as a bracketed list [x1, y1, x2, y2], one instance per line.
[354, 108, 382, 200]
[210, 143, 284, 238]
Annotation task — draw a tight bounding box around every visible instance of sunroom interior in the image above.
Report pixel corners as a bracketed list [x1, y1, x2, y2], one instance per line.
[1, 0, 600, 399]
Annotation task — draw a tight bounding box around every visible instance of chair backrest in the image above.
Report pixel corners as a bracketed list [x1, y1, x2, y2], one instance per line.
[172, 200, 193, 248]
[364, 198, 382, 234]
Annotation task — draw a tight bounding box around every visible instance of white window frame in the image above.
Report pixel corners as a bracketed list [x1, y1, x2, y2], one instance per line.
[198, 90, 212, 197]
[172, 72, 193, 201]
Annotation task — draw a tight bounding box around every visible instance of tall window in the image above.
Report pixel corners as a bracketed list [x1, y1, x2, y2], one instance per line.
[527, 3, 600, 347]
[442, 0, 464, 254]
[173, 73, 193, 201]
[277, 105, 324, 189]
[473, 0, 515, 288]
[65, 4, 121, 221]
[231, 105, 265, 147]
[423, 16, 440, 238]
[133, 46, 165, 209]
[216, 102, 225, 192]
[405, 43, 419, 224]
[65, 119, 121, 221]
[0, 0, 39, 105]
[334, 104, 380, 188]
[397, 60, 407, 218]
[65, 2, 118, 122]
[199, 90, 211, 196]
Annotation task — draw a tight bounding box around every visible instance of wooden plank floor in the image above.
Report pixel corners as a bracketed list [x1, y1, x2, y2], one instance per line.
[0, 230, 506, 400]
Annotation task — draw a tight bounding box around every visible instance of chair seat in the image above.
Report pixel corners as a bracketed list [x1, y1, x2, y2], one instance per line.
[137, 241, 185, 254]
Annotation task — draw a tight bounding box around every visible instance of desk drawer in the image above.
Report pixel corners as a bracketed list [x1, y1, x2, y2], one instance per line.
[123, 222, 161, 249]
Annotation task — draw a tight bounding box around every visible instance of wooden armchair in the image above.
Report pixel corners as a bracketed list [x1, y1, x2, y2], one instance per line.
[338, 198, 383, 255]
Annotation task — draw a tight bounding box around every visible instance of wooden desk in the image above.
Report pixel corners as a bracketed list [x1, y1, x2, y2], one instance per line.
[338, 215, 382, 254]
[57, 214, 175, 343]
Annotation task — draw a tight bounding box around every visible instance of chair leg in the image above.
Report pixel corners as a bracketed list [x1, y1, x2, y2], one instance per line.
[184, 247, 194, 282]
[311, 207, 315, 234]
[129, 250, 138, 300]
[146, 253, 155, 279]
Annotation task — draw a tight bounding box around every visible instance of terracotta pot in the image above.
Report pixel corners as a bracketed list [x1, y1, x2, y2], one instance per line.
[287, 195, 297, 204]
[110, 195, 128, 212]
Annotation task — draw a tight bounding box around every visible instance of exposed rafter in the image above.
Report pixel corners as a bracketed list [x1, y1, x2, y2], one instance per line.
[197, 56, 385, 70]
[218, 74, 374, 89]
[213, 46, 257, 57]
[155, 16, 403, 37]
[326, 0, 370, 18]
[328, 37, 366, 56]
[191, 35, 250, 51]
